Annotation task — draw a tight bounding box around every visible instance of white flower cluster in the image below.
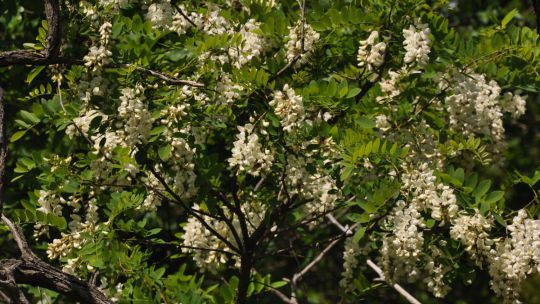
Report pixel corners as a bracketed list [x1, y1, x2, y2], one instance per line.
[375, 114, 390, 131]
[488, 210, 540, 303]
[182, 199, 266, 271]
[228, 122, 273, 176]
[450, 210, 494, 266]
[444, 71, 527, 150]
[202, 7, 232, 36]
[33, 190, 67, 237]
[146, 0, 173, 29]
[89, 85, 152, 160]
[376, 68, 405, 104]
[116, 84, 153, 147]
[424, 245, 452, 298]
[167, 138, 198, 199]
[66, 109, 107, 139]
[170, 5, 203, 34]
[270, 84, 305, 132]
[380, 200, 425, 283]
[139, 173, 163, 211]
[228, 19, 266, 68]
[501, 91, 527, 119]
[160, 103, 189, 127]
[83, 46, 112, 72]
[216, 74, 244, 104]
[357, 30, 386, 72]
[401, 163, 459, 222]
[100, 0, 130, 9]
[79, 21, 113, 103]
[285, 21, 319, 65]
[47, 197, 99, 262]
[83, 22, 113, 72]
[339, 237, 362, 291]
[286, 154, 339, 220]
[402, 21, 431, 67]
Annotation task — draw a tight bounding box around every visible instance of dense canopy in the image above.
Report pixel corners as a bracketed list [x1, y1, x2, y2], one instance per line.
[0, 0, 540, 303]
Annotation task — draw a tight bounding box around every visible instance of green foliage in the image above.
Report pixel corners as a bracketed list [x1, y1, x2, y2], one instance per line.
[0, 0, 539, 303]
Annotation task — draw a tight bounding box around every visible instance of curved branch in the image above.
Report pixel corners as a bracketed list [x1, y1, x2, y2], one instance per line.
[44, 0, 60, 58]
[0, 87, 6, 216]
[0, 216, 112, 304]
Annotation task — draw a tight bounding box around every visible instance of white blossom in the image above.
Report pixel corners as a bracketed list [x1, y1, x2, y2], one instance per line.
[146, 0, 173, 29]
[501, 91, 527, 119]
[357, 30, 386, 73]
[228, 19, 266, 67]
[450, 210, 494, 266]
[401, 163, 458, 222]
[285, 21, 319, 65]
[488, 210, 540, 303]
[269, 84, 305, 132]
[375, 114, 390, 131]
[403, 21, 431, 67]
[83, 46, 112, 71]
[228, 123, 274, 176]
[339, 237, 361, 291]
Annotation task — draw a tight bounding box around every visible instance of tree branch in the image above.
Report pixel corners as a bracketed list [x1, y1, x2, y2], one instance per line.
[0, 0, 203, 88]
[532, 0, 540, 33]
[0, 216, 112, 303]
[44, 0, 60, 58]
[366, 259, 422, 304]
[0, 87, 6, 216]
[172, 2, 197, 28]
[326, 214, 422, 304]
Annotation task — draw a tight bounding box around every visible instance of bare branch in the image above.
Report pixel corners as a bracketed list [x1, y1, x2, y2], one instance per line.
[172, 2, 198, 28]
[0, 87, 6, 216]
[366, 259, 422, 304]
[1, 216, 40, 262]
[44, 0, 60, 58]
[148, 167, 241, 253]
[0, 215, 112, 303]
[269, 287, 293, 304]
[327, 215, 422, 304]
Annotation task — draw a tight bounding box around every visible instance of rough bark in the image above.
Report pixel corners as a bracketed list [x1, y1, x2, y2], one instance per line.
[0, 259, 111, 304]
[0, 215, 113, 304]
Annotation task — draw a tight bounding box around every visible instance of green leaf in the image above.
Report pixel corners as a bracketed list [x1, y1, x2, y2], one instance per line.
[10, 130, 27, 142]
[473, 180, 491, 198]
[346, 87, 361, 98]
[20, 110, 40, 124]
[464, 173, 478, 193]
[158, 144, 172, 161]
[338, 80, 348, 98]
[270, 281, 288, 288]
[352, 226, 366, 243]
[501, 9, 518, 27]
[485, 191, 504, 204]
[26, 66, 46, 84]
[62, 180, 80, 194]
[357, 117, 375, 129]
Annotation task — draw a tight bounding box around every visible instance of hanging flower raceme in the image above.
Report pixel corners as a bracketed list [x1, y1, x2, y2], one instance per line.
[358, 30, 387, 73]
[269, 84, 306, 133]
[285, 21, 320, 65]
[402, 21, 431, 67]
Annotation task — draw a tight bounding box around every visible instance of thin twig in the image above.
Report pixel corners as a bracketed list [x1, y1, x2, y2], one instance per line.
[327, 215, 422, 304]
[366, 259, 422, 304]
[172, 2, 197, 27]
